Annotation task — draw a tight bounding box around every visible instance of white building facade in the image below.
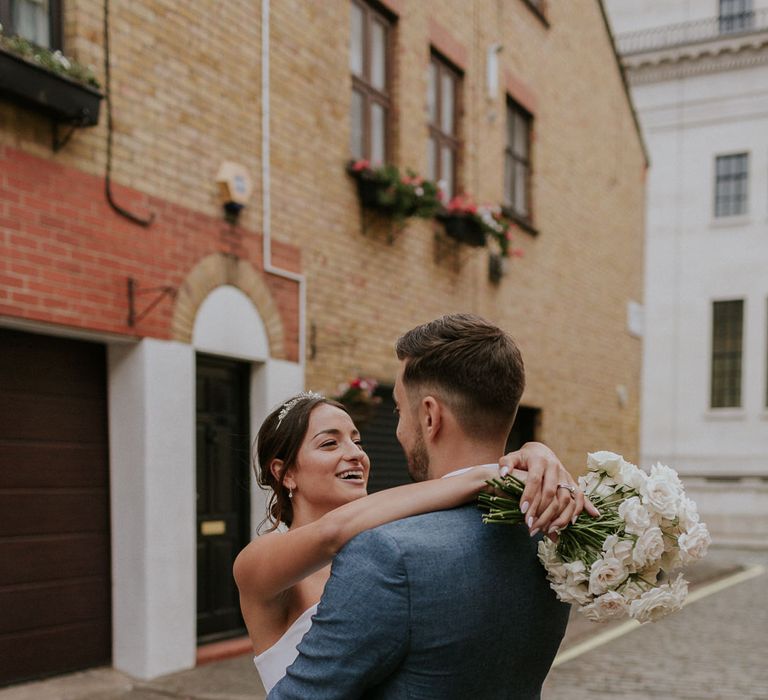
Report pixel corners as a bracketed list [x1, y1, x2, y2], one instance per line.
[605, 0, 768, 546]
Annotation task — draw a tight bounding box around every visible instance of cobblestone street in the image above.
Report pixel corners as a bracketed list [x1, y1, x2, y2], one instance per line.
[544, 548, 768, 700]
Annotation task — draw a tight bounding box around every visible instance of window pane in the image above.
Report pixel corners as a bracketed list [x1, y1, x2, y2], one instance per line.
[13, 0, 50, 47]
[715, 153, 748, 217]
[350, 90, 364, 159]
[719, 0, 753, 32]
[513, 112, 528, 158]
[371, 20, 387, 90]
[350, 3, 364, 76]
[441, 146, 454, 199]
[371, 102, 386, 164]
[428, 62, 438, 124]
[504, 153, 514, 207]
[710, 299, 744, 408]
[427, 136, 437, 181]
[440, 72, 454, 134]
[514, 162, 528, 216]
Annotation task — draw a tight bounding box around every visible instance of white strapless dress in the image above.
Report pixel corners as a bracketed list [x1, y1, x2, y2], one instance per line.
[253, 604, 318, 693]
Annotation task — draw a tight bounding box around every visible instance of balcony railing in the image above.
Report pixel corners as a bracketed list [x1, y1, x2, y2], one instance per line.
[615, 9, 768, 55]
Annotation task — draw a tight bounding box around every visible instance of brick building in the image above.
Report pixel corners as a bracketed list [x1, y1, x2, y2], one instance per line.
[0, 0, 646, 685]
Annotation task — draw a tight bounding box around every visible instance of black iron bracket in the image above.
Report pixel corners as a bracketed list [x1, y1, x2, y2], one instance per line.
[127, 277, 177, 327]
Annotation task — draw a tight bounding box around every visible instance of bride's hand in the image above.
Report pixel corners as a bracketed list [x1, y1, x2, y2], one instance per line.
[498, 442, 599, 540]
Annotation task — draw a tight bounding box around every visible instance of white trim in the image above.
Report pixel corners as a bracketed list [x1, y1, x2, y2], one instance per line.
[0, 314, 136, 345]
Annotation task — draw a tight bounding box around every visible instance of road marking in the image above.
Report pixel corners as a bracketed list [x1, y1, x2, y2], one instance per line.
[551, 564, 766, 667]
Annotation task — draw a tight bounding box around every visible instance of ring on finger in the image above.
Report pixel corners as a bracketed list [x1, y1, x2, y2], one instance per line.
[556, 483, 577, 498]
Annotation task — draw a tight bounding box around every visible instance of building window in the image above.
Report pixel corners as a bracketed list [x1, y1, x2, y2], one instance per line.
[0, 0, 62, 49]
[719, 0, 753, 33]
[349, 0, 392, 163]
[504, 100, 533, 223]
[710, 300, 744, 408]
[427, 52, 461, 200]
[714, 153, 748, 218]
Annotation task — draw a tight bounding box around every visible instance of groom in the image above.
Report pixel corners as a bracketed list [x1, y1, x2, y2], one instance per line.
[268, 314, 570, 699]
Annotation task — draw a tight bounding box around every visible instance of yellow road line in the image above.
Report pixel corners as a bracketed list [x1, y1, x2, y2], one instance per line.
[551, 564, 766, 668]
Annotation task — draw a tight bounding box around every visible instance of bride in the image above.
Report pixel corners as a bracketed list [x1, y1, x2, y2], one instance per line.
[234, 392, 590, 692]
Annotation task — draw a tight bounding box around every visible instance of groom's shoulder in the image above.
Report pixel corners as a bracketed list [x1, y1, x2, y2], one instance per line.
[362, 504, 495, 553]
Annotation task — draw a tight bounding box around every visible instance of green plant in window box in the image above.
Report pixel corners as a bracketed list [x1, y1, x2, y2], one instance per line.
[0, 26, 99, 88]
[347, 160, 442, 221]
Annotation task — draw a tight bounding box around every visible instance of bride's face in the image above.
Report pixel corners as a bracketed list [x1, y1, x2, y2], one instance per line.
[287, 403, 370, 513]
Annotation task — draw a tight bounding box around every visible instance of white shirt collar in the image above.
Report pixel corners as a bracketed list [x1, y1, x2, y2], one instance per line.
[441, 463, 497, 479]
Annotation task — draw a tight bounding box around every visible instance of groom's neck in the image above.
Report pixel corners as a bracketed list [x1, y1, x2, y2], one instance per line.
[426, 441, 506, 480]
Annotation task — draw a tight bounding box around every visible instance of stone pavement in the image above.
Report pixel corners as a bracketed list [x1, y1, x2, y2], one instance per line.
[1, 546, 765, 700]
[544, 547, 768, 700]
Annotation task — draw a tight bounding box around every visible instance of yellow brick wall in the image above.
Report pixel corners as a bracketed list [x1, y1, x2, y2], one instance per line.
[1, 0, 645, 470]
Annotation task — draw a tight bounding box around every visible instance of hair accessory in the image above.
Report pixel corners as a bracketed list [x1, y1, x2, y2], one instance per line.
[276, 391, 324, 429]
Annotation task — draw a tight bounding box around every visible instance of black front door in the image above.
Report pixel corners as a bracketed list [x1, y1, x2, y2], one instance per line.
[195, 354, 250, 642]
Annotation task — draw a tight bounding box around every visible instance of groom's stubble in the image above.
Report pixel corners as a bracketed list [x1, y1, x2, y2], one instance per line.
[405, 425, 430, 483]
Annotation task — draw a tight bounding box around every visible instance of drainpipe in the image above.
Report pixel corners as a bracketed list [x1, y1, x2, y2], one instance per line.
[261, 0, 307, 368]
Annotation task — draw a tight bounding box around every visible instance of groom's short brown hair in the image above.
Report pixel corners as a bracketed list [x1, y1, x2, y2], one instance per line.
[395, 313, 525, 440]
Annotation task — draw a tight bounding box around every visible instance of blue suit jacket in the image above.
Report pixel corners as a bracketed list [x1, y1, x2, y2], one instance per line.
[268, 504, 569, 699]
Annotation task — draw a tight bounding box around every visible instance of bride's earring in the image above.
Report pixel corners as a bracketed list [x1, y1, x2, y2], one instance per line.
[288, 487, 294, 499]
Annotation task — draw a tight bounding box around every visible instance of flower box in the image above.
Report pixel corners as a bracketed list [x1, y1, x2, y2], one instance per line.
[438, 212, 487, 248]
[347, 160, 441, 221]
[0, 47, 102, 126]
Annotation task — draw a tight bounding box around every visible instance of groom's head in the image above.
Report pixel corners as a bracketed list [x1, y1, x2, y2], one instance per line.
[394, 314, 525, 480]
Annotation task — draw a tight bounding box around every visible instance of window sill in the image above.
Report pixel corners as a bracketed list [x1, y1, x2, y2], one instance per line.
[703, 408, 746, 421]
[501, 207, 539, 236]
[520, 0, 550, 28]
[710, 215, 750, 229]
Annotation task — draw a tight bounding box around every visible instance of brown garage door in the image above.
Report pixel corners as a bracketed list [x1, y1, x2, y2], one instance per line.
[0, 329, 111, 686]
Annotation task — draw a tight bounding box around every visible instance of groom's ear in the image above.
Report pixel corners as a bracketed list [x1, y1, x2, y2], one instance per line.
[421, 396, 442, 440]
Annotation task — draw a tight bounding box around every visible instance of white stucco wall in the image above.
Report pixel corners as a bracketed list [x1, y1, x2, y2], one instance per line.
[605, 0, 768, 545]
[108, 339, 197, 679]
[108, 285, 303, 680]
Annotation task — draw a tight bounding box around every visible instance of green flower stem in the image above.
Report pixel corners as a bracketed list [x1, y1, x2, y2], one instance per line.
[478, 477, 637, 567]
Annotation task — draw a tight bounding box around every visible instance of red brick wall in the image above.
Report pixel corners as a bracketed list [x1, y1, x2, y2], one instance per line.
[0, 146, 300, 360]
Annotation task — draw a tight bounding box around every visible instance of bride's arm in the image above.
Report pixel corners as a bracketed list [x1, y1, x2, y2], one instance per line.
[233, 464, 500, 602]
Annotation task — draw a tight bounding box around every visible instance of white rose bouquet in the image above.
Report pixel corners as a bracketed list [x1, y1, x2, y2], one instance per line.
[478, 451, 710, 623]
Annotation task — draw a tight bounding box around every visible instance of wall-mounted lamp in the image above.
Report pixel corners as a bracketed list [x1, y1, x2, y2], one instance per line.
[216, 161, 253, 223]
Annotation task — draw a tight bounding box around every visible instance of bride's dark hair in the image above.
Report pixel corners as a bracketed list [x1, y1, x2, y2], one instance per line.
[255, 393, 348, 531]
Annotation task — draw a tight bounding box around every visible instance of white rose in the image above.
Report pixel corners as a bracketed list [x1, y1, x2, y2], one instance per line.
[587, 451, 624, 478]
[579, 471, 618, 499]
[650, 462, 684, 489]
[660, 547, 684, 572]
[563, 559, 588, 580]
[642, 467, 682, 520]
[581, 591, 629, 622]
[677, 497, 700, 531]
[619, 578, 646, 601]
[551, 581, 591, 606]
[632, 526, 665, 569]
[589, 557, 629, 596]
[602, 534, 635, 567]
[678, 522, 711, 563]
[538, 540, 567, 582]
[618, 496, 653, 536]
[628, 586, 679, 623]
[619, 460, 648, 495]
[629, 575, 687, 623]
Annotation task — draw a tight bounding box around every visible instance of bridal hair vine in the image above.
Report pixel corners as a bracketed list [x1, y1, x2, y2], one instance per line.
[276, 391, 324, 429]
